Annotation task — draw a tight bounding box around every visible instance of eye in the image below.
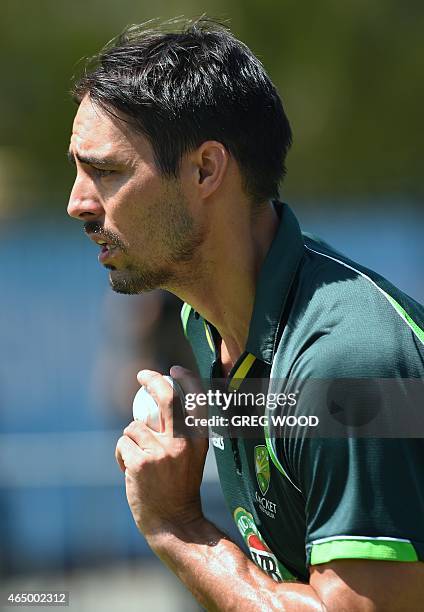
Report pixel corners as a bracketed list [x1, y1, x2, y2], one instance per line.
[91, 166, 115, 178]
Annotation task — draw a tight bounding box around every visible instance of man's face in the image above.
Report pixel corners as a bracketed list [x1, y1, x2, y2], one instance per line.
[67, 95, 204, 294]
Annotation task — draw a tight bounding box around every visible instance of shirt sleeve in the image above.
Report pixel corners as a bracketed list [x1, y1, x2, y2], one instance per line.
[272, 341, 424, 567]
[294, 436, 424, 566]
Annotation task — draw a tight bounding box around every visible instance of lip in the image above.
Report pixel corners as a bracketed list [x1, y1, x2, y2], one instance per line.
[98, 244, 120, 264]
[86, 232, 120, 264]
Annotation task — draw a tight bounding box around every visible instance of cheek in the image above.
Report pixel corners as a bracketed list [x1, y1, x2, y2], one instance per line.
[103, 181, 142, 227]
[108, 168, 161, 213]
[104, 170, 167, 243]
[109, 194, 154, 248]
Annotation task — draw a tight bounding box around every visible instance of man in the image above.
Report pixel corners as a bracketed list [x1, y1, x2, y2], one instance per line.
[67, 18, 424, 610]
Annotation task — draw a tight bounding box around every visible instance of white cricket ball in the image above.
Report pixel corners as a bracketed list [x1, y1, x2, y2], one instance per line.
[132, 375, 184, 431]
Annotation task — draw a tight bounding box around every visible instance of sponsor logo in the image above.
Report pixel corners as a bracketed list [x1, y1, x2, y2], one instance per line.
[210, 431, 224, 450]
[233, 507, 295, 582]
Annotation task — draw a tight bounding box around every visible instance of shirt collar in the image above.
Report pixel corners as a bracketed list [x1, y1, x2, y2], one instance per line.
[245, 202, 304, 364]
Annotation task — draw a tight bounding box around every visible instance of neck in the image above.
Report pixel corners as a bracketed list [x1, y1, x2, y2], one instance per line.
[176, 199, 280, 367]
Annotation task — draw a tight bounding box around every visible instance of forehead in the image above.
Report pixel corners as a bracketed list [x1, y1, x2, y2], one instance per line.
[70, 95, 153, 162]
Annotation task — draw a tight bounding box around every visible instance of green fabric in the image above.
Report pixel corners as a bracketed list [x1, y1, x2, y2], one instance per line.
[180, 303, 192, 338]
[310, 539, 418, 565]
[264, 422, 289, 479]
[264, 422, 300, 492]
[245, 204, 304, 364]
[386, 294, 424, 344]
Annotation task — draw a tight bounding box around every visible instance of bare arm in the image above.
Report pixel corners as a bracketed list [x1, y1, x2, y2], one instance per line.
[146, 517, 322, 611]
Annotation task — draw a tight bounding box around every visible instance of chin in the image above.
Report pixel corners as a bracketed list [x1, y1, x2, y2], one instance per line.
[108, 268, 170, 294]
[108, 273, 145, 294]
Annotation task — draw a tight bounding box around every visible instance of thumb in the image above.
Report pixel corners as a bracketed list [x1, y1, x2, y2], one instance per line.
[170, 366, 210, 447]
[169, 365, 205, 396]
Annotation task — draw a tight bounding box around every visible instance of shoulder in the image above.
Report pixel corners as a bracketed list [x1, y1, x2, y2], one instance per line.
[281, 236, 424, 379]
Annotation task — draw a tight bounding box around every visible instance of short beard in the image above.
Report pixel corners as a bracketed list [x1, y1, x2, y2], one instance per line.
[107, 263, 173, 294]
[108, 182, 204, 295]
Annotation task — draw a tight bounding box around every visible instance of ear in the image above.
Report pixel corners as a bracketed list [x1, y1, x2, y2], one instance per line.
[191, 141, 229, 198]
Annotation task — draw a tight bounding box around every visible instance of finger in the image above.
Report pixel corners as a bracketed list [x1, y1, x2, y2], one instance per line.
[137, 370, 176, 433]
[136, 369, 165, 388]
[124, 420, 162, 451]
[115, 434, 147, 474]
[115, 438, 126, 473]
[136, 370, 174, 410]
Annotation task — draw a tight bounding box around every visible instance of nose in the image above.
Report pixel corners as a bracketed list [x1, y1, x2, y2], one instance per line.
[67, 174, 104, 221]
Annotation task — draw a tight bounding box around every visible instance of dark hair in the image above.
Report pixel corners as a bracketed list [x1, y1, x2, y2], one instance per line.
[72, 17, 292, 203]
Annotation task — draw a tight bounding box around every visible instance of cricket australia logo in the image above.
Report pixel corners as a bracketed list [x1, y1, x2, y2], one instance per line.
[254, 445, 277, 519]
[255, 445, 270, 495]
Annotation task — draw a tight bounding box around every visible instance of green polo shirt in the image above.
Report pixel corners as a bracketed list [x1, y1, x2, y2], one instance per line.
[181, 202, 424, 582]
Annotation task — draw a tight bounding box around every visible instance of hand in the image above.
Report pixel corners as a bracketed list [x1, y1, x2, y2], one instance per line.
[115, 366, 208, 538]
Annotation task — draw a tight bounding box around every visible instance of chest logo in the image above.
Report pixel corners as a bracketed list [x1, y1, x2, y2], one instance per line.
[255, 445, 270, 495]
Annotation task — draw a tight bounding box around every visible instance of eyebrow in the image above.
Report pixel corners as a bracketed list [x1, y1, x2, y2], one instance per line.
[67, 149, 120, 167]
